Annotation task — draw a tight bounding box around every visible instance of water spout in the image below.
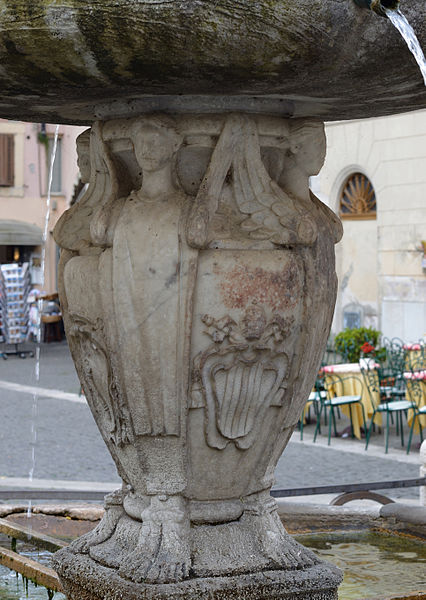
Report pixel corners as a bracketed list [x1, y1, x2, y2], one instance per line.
[353, 0, 399, 18]
[353, 0, 426, 86]
[385, 9, 426, 85]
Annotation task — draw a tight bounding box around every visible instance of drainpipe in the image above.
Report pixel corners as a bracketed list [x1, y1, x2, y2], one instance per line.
[353, 0, 400, 17]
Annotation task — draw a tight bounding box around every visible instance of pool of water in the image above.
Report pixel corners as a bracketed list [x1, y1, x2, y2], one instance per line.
[0, 566, 65, 600]
[0, 539, 65, 600]
[0, 530, 425, 599]
[295, 530, 426, 600]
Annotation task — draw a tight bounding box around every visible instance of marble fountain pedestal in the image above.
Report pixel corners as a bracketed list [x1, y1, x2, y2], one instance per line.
[0, 1, 425, 598]
[51, 113, 343, 599]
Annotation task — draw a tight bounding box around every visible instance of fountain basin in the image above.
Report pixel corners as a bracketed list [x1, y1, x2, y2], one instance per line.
[1, 503, 425, 600]
[279, 501, 426, 600]
[294, 530, 426, 600]
[0, 0, 425, 124]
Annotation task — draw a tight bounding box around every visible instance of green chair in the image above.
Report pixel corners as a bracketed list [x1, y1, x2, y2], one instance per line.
[299, 375, 327, 440]
[405, 367, 426, 454]
[406, 405, 426, 454]
[362, 364, 415, 454]
[300, 390, 327, 440]
[314, 374, 367, 445]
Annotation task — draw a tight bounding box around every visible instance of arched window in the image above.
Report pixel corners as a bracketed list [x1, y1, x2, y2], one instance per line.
[339, 172, 376, 219]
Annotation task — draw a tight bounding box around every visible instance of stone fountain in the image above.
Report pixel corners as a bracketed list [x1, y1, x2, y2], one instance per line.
[1, 1, 425, 598]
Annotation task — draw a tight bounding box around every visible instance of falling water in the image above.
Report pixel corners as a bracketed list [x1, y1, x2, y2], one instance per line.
[26, 125, 60, 521]
[385, 9, 426, 86]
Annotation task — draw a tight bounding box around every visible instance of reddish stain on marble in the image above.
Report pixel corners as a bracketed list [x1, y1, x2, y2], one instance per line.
[216, 261, 302, 311]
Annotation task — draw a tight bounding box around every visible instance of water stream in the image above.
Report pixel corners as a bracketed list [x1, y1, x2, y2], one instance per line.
[26, 125, 60, 522]
[386, 9, 426, 86]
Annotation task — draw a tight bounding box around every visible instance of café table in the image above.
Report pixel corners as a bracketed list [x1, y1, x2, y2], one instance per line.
[321, 362, 380, 440]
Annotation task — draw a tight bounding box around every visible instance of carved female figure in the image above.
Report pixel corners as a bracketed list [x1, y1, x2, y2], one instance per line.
[56, 117, 195, 583]
[108, 118, 195, 582]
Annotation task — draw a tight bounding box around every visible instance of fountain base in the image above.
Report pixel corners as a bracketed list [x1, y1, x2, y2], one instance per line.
[54, 548, 342, 600]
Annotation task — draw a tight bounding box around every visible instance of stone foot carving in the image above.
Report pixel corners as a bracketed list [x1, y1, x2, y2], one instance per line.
[89, 513, 139, 569]
[89, 534, 129, 569]
[69, 488, 124, 554]
[246, 499, 319, 570]
[119, 495, 191, 584]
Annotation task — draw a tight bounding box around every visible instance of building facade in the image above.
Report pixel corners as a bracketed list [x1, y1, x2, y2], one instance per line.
[0, 120, 84, 293]
[314, 110, 426, 343]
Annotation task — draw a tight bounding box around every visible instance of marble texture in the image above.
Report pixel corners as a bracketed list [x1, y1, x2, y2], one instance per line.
[53, 113, 343, 598]
[0, 1, 425, 123]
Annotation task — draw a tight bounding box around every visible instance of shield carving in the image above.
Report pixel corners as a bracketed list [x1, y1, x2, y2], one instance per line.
[192, 306, 292, 450]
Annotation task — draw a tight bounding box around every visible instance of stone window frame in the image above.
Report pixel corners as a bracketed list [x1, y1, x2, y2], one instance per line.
[339, 172, 377, 220]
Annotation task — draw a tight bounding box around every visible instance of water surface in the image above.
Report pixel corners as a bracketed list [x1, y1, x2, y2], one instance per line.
[297, 530, 426, 600]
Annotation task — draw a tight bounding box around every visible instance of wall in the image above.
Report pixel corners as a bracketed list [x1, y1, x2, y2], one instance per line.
[314, 110, 426, 342]
[0, 119, 86, 293]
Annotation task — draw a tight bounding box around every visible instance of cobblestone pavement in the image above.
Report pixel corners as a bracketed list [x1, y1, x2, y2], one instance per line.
[274, 441, 419, 500]
[0, 341, 118, 483]
[0, 341, 423, 501]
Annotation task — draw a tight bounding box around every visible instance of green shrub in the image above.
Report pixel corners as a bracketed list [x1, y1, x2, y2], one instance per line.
[334, 327, 385, 363]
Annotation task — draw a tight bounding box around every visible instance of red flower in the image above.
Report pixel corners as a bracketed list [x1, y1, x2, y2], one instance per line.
[361, 342, 375, 355]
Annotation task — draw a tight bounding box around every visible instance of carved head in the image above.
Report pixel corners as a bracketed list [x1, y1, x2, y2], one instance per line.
[133, 117, 183, 173]
[289, 120, 326, 176]
[76, 129, 91, 183]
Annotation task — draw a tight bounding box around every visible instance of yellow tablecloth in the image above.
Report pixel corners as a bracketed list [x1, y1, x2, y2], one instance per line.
[323, 363, 380, 440]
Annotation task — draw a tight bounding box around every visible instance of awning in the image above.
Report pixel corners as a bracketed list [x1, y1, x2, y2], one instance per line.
[0, 220, 43, 246]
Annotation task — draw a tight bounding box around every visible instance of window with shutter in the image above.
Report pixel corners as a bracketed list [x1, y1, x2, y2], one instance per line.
[0, 134, 15, 187]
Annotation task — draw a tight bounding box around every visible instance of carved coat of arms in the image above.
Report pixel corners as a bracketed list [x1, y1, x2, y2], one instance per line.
[191, 305, 294, 450]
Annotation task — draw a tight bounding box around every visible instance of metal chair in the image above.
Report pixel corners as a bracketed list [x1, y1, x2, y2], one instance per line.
[362, 363, 415, 454]
[384, 337, 406, 375]
[314, 373, 367, 445]
[406, 405, 426, 454]
[405, 365, 426, 454]
[300, 383, 327, 440]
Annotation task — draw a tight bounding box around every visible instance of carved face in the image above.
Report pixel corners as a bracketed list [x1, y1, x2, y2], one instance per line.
[133, 123, 180, 173]
[76, 134, 91, 183]
[291, 123, 326, 176]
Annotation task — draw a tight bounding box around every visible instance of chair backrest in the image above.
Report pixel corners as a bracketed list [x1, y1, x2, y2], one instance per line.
[387, 339, 406, 373]
[324, 373, 364, 402]
[323, 373, 342, 400]
[360, 364, 381, 410]
[405, 358, 426, 406]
